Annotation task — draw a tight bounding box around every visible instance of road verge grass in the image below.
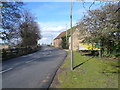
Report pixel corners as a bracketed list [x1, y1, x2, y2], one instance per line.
[50, 51, 119, 88]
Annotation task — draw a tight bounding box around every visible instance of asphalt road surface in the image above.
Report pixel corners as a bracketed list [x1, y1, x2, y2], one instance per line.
[2, 46, 67, 88]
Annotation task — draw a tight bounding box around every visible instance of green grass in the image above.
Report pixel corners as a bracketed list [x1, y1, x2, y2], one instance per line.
[55, 51, 119, 88]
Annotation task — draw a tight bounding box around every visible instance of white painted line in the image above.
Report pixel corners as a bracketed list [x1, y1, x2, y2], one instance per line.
[42, 80, 48, 83]
[25, 60, 33, 64]
[0, 68, 13, 74]
[28, 54, 33, 56]
[22, 56, 27, 57]
[46, 76, 50, 79]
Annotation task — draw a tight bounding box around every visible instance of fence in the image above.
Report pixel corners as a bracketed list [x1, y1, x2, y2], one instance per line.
[1, 46, 41, 61]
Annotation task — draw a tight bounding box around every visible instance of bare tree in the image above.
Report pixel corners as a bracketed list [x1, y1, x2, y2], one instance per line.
[1, 1, 23, 44]
[78, 2, 120, 56]
[20, 10, 41, 47]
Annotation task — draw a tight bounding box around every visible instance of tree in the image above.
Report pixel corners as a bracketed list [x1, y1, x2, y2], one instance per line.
[78, 2, 120, 56]
[20, 10, 41, 47]
[1, 1, 23, 44]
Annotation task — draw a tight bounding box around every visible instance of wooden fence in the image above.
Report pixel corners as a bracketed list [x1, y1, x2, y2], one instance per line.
[1, 46, 41, 61]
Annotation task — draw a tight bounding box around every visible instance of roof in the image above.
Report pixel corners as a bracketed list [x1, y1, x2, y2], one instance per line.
[54, 31, 66, 40]
[54, 25, 78, 40]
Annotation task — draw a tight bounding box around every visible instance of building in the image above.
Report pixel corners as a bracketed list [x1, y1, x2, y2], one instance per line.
[69, 28, 90, 51]
[53, 31, 66, 48]
[69, 29, 81, 51]
[53, 25, 83, 49]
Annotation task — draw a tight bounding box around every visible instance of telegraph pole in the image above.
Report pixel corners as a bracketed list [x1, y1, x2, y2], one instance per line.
[70, 0, 73, 70]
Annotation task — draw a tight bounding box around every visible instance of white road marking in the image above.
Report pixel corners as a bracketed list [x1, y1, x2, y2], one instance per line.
[42, 80, 48, 83]
[28, 54, 33, 56]
[0, 68, 13, 74]
[25, 60, 33, 63]
[22, 56, 27, 57]
[46, 76, 50, 79]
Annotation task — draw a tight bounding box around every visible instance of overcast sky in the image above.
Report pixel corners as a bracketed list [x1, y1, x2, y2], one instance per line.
[23, 2, 104, 44]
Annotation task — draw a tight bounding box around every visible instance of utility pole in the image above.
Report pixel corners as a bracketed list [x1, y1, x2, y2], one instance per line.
[70, 0, 73, 70]
[66, 24, 67, 47]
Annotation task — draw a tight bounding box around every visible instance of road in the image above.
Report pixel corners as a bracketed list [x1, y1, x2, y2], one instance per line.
[2, 46, 67, 88]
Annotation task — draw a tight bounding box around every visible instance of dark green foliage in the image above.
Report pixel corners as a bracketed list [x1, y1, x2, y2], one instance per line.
[61, 36, 69, 49]
[61, 26, 76, 49]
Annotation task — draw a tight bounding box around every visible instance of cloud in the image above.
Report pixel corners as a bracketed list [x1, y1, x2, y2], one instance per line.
[38, 21, 68, 28]
[39, 28, 63, 44]
[9, 0, 104, 2]
[0, 38, 3, 43]
[38, 21, 76, 29]
[39, 36, 59, 44]
[41, 37, 48, 40]
[42, 26, 66, 32]
[37, 21, 77, 44]
[38, 37, 49, 44]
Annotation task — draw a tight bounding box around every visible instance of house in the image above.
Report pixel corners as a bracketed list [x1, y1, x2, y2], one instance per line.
[53, 25, 80, 49]
[69, 27, 90, 51]
[53, 31, 66, 48]
[69, 29, 81, 51]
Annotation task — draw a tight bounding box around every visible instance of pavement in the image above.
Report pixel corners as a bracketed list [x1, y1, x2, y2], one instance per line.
[1, 45, 67, 88]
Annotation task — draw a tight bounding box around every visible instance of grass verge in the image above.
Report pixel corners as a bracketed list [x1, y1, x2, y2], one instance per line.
[50, 51, 119, 88]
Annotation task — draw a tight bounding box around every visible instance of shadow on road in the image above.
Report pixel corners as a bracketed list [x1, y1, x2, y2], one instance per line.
[73, 57, 94, 70]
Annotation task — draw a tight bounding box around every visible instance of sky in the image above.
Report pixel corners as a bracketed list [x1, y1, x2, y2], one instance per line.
[23, 2, 104, 44]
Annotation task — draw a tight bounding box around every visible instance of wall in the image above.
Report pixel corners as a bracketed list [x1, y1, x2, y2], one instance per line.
[53, 38, 62, 48]
[69, 29, 81, 51]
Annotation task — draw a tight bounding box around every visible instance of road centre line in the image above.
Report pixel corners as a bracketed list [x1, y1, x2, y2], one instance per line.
[0, 68, 13, 74]
[25, 60, 34, 63]
[1, 59, 35, 74]
[22, 55, 27, 57]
